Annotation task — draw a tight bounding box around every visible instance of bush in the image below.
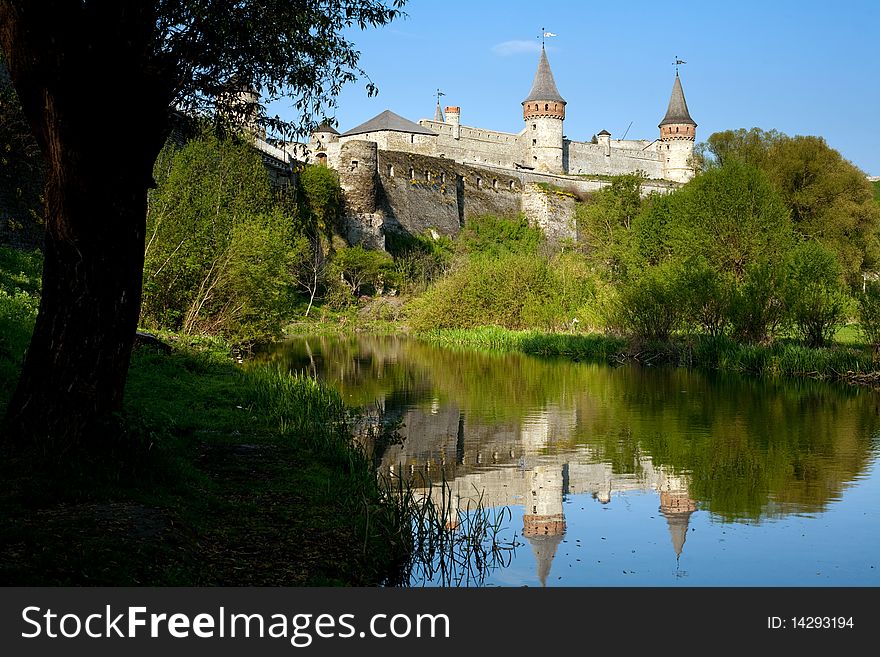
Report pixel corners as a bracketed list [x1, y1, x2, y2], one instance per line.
[728, 261, 787, 344]
[407, 251, 595, 332]
[784, 242, 849, 348]
[330, 245, 397, 298]
[612, 263, 687, 341]
[457, 214, 542, 257]
[386, 230, 453, 294]
[679, 258, 734, 337]
[141, 132, 298, 339]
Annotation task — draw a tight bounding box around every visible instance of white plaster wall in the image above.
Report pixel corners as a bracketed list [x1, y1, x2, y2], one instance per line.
[525, 117, 564, 173]
[659, 139, 695, 183]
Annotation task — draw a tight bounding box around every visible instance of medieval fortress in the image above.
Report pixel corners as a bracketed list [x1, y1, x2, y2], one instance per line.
[260, 47, 698, 247]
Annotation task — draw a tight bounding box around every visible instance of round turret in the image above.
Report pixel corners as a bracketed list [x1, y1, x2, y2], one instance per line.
[522, 48, 566, 173]
[339, 140, 378, 214]
[659, 73, 697, 183]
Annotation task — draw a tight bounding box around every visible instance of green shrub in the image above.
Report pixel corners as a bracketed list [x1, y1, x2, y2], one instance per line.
[386, 230, 453, 294]
[330, 245, 397, 298]
[679, 258, 734, 337]
[612, 263, 687, 341]
[407, 251, 595, 332]
[784, 242, 849, 348]
[728, 261, 787, 344]
[0, 246, 42, 408]
[457, 214, 541, 257]
[141, 132, 299, 339]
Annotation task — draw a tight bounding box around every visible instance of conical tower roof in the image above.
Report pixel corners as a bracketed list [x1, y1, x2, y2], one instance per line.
[527, 533, 564, 587]
[659, 73, 696, 127]
[522, 47, 566, 105]
[313, 121, 339, 135]
[434, 102, 445, 122]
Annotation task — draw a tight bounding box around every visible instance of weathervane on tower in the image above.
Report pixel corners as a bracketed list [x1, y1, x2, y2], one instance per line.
[539, 27, 557, 47]
[673, 56, 687, 75]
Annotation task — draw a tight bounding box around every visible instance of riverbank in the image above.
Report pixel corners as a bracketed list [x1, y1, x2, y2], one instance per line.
[415, 326, 879, 386]
[1, 337, 411, 585]
[0, 247, 410, 585]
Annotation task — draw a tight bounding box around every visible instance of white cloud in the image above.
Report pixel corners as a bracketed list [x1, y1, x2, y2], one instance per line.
[491, 40, 542, 56]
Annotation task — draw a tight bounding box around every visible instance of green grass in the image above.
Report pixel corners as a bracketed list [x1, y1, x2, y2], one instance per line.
[0, 246, 41, 409]
[0, 338, 413, 585]
[416, 325, 878, 385]
[0, 244, 412, 585]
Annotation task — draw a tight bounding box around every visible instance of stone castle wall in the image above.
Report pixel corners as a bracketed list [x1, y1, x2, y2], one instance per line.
[373, 150, 521, 239]
[335, 142, 676, 247]
[566, 140, 664, 178]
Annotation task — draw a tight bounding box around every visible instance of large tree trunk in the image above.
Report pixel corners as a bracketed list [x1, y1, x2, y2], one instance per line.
[3, 155, 152, 453]
[0, 2, 170, 454]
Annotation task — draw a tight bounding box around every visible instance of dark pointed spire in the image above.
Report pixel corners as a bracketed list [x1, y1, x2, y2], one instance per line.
[434, 102, 445, 123]
[522, 47, 566, 105]
[659, 72, 696, 127]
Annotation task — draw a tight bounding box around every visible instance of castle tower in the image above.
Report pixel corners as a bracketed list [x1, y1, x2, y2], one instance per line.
[522, 47, 566, 174]
[658, 473, 697, 560]
[523, 464, 567, 586]
[310, 121, 339, 166]
[338, 140, 384, 249]
[445, 106, 460, 140]
[658, 72, 697, 183]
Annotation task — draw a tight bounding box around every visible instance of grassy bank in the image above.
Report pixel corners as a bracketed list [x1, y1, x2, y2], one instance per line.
[0, 246, 410, 585]
[417, 326, 878, 384]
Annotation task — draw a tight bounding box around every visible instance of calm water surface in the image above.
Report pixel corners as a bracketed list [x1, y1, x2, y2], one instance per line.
[264, 335, 880, 587]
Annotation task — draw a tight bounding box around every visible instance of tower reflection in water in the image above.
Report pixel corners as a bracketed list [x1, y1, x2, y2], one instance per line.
[389, 452, 697, 586]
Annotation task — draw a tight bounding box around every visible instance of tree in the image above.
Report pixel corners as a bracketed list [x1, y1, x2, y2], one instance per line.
[0, 1, 405, 453]
[701, 127, 784, 170]
[784, 241, 848, 348]
[290, 164, 344, 315]
[700, 128, 880, 286]
[575, 173, 645, 278]
[143, 131, 298, 339]
[332, 245, 395, 297]
[661, 160, 793, 280]
[764, 136, 880, 286]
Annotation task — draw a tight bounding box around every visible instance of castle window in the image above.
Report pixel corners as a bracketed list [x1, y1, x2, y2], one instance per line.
[425, 170, 431, 182]
[476, 176, 482, 188]
[492, 179, 498, 189]
[532, 124, 536, 131]
[411, 134, 415, 144]
[351, 159, 358, 170]
[532, 139, 537, 146]
[410, 167, 415, 179]
[676, 127, 679, 133]
[387, 164, 394, 177]
[509, 181, 516, 190]
[440, 172, 446, 183]
[545, 103, 549, 111]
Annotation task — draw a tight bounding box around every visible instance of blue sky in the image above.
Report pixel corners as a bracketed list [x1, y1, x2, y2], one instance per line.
[279, 0, 879, 175]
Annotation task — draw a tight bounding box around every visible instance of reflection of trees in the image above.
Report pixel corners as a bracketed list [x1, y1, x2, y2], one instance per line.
[262, 336, 880, 522]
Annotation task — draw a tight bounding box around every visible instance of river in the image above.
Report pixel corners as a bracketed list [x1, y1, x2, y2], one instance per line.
[262, 334, 880, 587]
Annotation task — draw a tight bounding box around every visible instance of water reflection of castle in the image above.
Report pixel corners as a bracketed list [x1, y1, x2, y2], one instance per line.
[381, 404, 697, 586]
